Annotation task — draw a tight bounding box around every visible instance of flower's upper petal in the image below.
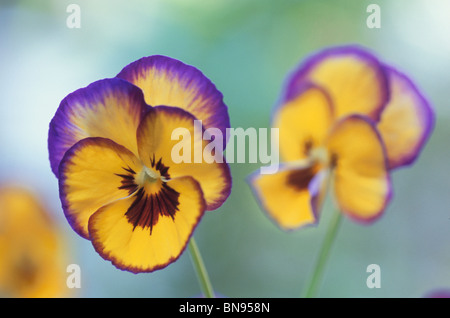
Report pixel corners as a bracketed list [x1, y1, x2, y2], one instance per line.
[283, 45, 389, 121]
[58, 137, 143, 239]
[48, 78, 149, 177]
[116, 55, 230, 147]
[136, 106, 231, 211]
[88, 176, 205, 273]
[326, 115, 392, 223]
[273, 83, 334, 162]
[248, 162, 328, 231]
[377, 66, 434, 169]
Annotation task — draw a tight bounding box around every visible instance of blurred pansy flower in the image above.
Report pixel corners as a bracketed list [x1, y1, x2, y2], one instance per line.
[424, 289, 450, 298]
[249, 45, 434, 230]
[48, 56, 231, 273]
[0, 186, 68, 297]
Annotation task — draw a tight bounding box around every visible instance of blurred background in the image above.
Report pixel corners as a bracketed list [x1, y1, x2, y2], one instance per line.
[0, 0, 449, 298]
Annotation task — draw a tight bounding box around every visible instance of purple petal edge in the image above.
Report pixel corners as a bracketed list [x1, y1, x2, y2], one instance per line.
[383, 65, 435, 170]
[48, 78, 150, 178]
[116, 55, 231, 149]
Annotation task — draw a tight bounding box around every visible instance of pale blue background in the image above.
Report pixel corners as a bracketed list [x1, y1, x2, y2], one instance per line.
[0, 0, 449, 297]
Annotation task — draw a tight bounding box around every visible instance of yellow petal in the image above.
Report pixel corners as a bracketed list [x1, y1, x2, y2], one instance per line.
[326, 115, 391, 222]
[88, 176, 205, 273]
[59, 137, 143, 238]
[0, 187, 68, 297]
[249, 162, 328, 230]
[377, 67, 434, 169]
[286, 46, 389, 121]
[116, 55, 230, 140]
[48, 78, 149, 176]
[137, 106, 231, 210]
[273, 83, 334, 162]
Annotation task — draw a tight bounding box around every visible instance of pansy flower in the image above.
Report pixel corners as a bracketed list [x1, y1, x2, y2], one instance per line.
[0, 186, 68, 297]
[48, 56, 231, 273]
[249, 45, 434, 230]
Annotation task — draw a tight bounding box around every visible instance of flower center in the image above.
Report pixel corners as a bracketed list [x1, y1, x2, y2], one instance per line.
[135, 165, 163, 194]
[309, 147, 331, 167]
[116, 156, 180, 233]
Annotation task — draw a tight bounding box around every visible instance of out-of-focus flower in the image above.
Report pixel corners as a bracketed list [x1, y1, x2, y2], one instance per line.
[424, 289, 450, 298]
[249, 45, 434, 230]
[48, 56, 231, 273]
[0, 186, 68, 297]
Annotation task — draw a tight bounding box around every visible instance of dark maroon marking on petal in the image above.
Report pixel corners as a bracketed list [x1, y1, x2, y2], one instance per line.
[149, 154, 171, 179]
[122, 166, 136, 174]
[124, 183, 180, 233]
[304, 138, 313, 156]
[88, 176, 206, 274]
[115, 166, 138, 195]
[246, 164, 323, 232]
[160, 183, 180, 218]
[124, 188, 145, 230]
[286, 165, 318, 191]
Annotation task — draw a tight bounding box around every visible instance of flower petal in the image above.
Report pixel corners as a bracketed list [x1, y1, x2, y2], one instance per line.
[273, 83, 334, 162]
[248, 162, 328, 231]
[48, 78, 149, 176]
[59, 137, 143, 239]
[88, 176, 205, 273]
[116, 55, 230, 146]
[0, 187, 68, 297]
[326, 115, 392, 223]
[377, 66, 434, 169]
[136, 106, 231, 211]
[284, 45, 389, 121]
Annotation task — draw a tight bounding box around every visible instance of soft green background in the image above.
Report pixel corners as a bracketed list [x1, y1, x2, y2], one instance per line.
[1, 0, 449, 297]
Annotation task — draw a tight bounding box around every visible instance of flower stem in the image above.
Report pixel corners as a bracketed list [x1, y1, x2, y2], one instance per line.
[188, 237, 215, 298]
[303, 209, 342, 298]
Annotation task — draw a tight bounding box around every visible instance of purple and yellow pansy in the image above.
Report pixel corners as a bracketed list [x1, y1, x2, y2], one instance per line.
[249, 45, 434, 230]
[48, 56, 231, 273]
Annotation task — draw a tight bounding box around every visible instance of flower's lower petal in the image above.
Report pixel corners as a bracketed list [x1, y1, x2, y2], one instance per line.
[59, 137, 142, 239]
[248, 163, 327, 231]
[116, 55, 230, 147]
[377, 66, 434, 169]
[137, 106, 231, 211]
[284, 45, 389, 121]
[88, 176, 205, 273]
[273, 83, 334, 162]
[48, 78, 149, 176]
[326, 115, 391, 223]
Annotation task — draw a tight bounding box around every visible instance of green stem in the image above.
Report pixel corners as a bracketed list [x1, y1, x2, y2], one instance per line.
[303, 209, 342, 298]
[188, 237, 215, 298]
